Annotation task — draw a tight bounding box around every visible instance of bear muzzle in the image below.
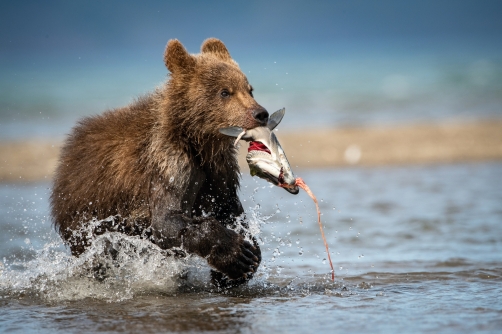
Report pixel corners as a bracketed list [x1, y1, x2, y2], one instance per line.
[252, 107, 269, 126]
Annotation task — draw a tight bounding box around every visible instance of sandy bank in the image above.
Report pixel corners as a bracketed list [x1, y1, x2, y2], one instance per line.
[1, 120, 501, 183]
[240, 119, 502, 169]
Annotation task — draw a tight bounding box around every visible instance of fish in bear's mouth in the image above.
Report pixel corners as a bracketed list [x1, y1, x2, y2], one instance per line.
[219, 108, 299, 195]
[247, 141, 289, 187]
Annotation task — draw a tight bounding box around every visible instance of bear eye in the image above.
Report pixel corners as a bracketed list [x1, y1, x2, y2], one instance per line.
[249, 89, 254, 98]
[220, 89, 230, 98]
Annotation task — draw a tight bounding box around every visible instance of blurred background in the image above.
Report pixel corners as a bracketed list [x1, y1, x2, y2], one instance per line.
[0, 0, 501, 178]
[0, 0, 502, 181]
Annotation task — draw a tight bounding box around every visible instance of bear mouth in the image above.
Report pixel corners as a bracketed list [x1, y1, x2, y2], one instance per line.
[248, 141, 271, 154]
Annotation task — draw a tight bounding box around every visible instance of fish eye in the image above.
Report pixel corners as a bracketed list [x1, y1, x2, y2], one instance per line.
[220, 89, 230, 98]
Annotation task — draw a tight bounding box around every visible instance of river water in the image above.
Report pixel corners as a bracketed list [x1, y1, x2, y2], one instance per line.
[1, 162, 501, 333]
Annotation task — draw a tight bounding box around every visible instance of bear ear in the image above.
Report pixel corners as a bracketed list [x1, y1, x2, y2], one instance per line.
[164, 39, 195, 73]
[201, 38, 231, 61]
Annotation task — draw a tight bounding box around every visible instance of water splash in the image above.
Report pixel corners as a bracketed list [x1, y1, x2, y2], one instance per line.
[0, 231, 202, 302]
[0, 204, 287, 302]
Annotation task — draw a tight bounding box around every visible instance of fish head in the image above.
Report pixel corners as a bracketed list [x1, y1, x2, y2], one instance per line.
[219, 108, 299, 194]
[245, 131, 299, 194]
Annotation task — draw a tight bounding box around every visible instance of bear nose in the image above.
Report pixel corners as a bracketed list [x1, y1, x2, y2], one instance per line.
[252, 107, 269, 125]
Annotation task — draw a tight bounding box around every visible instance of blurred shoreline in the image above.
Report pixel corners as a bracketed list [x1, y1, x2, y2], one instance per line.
[1, 119, 501, 183]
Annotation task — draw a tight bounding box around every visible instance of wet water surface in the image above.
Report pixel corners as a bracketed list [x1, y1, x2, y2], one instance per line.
[1, 162, 501, 333]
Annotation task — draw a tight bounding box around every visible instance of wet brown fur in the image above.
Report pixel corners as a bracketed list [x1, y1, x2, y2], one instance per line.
[50, 38, 265, 282]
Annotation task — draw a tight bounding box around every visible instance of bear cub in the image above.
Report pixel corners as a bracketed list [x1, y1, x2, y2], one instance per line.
[50, 38, 268, 285]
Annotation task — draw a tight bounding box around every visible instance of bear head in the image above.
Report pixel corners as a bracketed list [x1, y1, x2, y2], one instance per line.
[163, 38, 269, 143]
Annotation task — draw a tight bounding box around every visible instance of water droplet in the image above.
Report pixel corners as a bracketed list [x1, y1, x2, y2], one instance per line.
[211, 198, 215, 202]
[24, 238, 30, 244]
[89, 202, 92, 205]
[169, 176, 174, 183]
[299, 248, 303, 255]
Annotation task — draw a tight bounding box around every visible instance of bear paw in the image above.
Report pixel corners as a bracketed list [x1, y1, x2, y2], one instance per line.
[207, 230, 261, 281]
[210, 270, 251, 289]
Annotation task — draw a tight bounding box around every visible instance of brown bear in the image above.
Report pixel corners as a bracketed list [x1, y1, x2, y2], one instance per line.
[50, 38, 267, 285]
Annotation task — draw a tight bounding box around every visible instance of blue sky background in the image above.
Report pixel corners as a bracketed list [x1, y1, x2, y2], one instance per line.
[1, 0, 501, 138]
